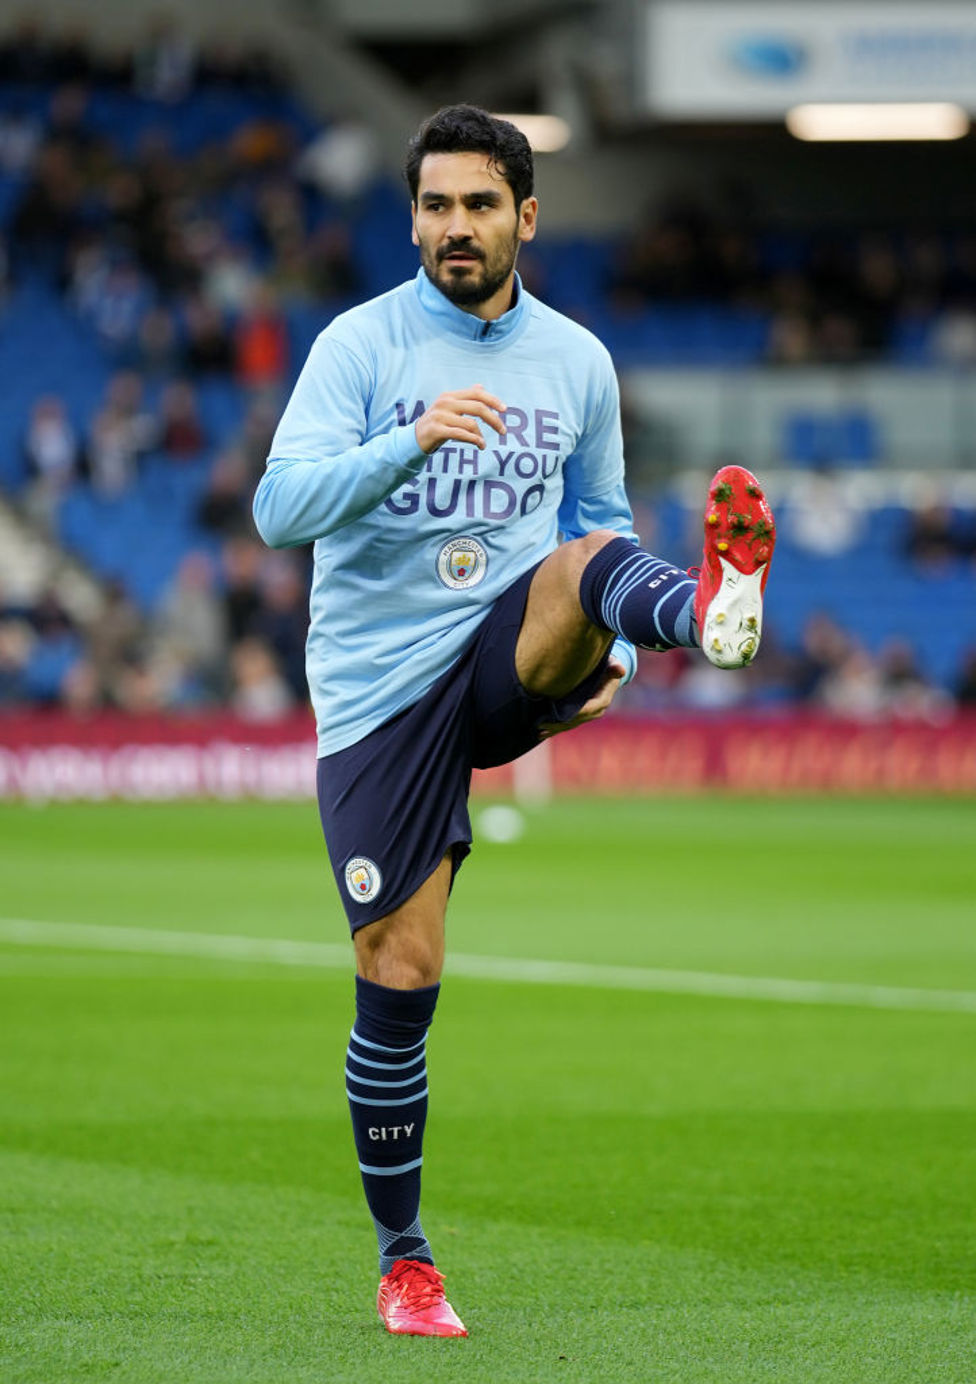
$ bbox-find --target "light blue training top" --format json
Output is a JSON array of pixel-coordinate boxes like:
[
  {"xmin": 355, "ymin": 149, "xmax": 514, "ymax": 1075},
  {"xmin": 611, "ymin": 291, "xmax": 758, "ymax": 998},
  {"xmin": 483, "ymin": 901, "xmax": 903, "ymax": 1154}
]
[{"xmin": 253, "ymin": 268, "xmax": 638, "ymax": 756}]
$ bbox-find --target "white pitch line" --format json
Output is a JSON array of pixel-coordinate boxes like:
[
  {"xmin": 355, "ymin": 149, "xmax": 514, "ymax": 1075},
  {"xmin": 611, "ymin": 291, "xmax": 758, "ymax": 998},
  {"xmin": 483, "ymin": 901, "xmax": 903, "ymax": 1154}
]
[
  {"xmin": 0, "ymin": 918, "xmax": 351, "ymax": 968},
  {"xmin": 0, "ymin": 917, "xmax": 974, "ymax": 1015},
  {"xmin": 446, "ymin": 954, "xmax": 976, "ymax": 1014}
]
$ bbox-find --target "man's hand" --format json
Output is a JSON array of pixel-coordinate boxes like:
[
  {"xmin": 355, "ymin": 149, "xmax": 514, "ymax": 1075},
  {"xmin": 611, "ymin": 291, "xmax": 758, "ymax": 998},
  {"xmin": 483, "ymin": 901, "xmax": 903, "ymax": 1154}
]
[
  {"xmin": 415, "ymin": 385, "xmax": 507, "ymax": 455},
  {"xmin": 537, "ymin": 657, "xmax": 626, "ymax": 739}
]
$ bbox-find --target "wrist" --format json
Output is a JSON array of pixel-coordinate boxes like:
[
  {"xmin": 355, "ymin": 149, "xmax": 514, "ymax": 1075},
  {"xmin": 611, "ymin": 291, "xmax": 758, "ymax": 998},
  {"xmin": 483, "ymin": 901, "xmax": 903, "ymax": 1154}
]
[{"xmin": 394, "ymin": 422, "xmax": 428, "ymax": 469}]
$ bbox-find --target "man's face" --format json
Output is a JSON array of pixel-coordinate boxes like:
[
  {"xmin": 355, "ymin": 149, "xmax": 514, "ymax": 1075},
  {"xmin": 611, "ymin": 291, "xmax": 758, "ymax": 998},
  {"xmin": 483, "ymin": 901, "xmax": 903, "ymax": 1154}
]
[{"xmin": 412, "ymin": 151, "xmax": 537, "ymax": 312}]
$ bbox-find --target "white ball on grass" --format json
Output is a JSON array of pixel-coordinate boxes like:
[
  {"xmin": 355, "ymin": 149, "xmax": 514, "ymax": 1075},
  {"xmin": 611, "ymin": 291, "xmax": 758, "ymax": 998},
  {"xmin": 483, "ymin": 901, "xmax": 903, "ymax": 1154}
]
[{"xmin": 477, "ymin": 804, "xmax": 526, "ymax": 844}]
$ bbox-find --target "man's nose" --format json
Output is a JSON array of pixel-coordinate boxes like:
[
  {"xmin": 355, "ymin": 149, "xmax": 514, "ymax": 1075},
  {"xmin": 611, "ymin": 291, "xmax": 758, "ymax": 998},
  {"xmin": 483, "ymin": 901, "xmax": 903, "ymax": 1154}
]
[{"xmin": 445, "ymin": 205, "xmax": 474, "ymax": 238}]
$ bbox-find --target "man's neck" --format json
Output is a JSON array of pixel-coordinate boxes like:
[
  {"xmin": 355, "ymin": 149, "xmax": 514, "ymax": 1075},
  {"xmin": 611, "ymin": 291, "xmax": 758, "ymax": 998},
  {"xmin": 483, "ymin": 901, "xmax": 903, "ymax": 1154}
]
[{"xmin": 462, "ymin": 276, "xmax": 517, "ymax": 322}]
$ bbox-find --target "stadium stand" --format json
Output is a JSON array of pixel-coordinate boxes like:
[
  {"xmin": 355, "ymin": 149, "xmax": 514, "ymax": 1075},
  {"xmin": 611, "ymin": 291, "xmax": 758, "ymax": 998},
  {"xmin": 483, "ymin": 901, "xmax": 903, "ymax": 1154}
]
[{"xmin": 0, "ymin": 21, "xmax": 973, "ymax": 719}]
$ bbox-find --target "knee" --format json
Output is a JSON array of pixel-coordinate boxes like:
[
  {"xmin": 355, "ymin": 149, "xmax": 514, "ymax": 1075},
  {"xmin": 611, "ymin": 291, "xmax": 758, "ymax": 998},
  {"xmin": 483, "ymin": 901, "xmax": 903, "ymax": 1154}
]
[
  {"xmin": 354, "ymin": 922, "xmax": 441, "ymax": 990},
  {"xmin": 366, "ymin": 955, "xmax": 440, "ymax": 990},
  {"xmin": 556, "ymin": 528, "xmax": 621, "ymax": 586},
  {"xmin": 571, "ymin": 529, "xmax": 620, "ymax": 564}
]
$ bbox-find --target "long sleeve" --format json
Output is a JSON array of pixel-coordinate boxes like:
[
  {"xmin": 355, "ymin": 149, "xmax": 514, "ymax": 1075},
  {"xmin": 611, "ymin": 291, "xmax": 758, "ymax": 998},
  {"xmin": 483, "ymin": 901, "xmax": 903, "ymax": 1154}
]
[
  {"xmin": 557, "ymin": 346, "xmax": 637, "ymax": 545},
  {"xmin": 556, "ymin": 349, "xmax": 639, "ymax": 682},
  {"xmin": 252, "ymin": 334, "xmax": 429, "ymax": 549}
]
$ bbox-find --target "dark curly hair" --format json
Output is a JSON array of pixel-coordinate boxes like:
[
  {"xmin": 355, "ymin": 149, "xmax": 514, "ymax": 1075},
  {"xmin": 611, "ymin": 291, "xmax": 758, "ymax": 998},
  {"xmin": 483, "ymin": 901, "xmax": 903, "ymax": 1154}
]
[{"xmin": 404, "ymin": 105, "xmax": 534, "ymax": 210}]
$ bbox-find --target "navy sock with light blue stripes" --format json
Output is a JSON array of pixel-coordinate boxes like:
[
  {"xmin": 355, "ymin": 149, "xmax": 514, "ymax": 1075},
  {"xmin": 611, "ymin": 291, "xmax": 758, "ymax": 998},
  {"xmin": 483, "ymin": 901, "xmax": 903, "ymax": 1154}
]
[
  {"xmin": 579, "ymin": 536, "xmax": 699, "ymax": 650},
  {"xmin": 346, "ymin": 975, "xmax": 439, "ymax": 1273}
]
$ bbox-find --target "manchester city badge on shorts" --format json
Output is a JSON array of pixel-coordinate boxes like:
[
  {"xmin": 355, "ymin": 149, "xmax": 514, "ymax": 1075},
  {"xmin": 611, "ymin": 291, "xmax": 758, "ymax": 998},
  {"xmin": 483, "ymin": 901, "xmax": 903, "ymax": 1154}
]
[
  {"xmin": 345, "ymin": 856, "xmax": 382, "ymax": 904},
  {"xmin": 436, "ymin": 535, "xmax": 488, "ymax": 590}
]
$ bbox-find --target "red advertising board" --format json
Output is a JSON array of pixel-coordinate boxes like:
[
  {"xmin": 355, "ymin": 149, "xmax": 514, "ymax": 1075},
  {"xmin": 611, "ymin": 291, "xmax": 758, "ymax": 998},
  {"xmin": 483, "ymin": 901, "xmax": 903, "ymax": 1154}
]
[
  {"xmin": 0, "ymin": 711, "xmax": 317, "ymax": 801},
  {"xmin": 1, "ymin": 710, "xmax": 975, "ymax": 799},
  {"xmin": 479, "ymin": 714, "xmax": 976, "ymax": 795}
]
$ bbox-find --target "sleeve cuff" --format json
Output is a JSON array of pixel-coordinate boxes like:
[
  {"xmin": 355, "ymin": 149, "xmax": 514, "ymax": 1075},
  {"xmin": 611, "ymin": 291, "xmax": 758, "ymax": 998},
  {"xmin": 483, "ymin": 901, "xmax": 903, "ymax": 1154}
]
[
  {"xmin": 610, "ymin": 637, "xmax": 637, "ymax": 685},
  {"xmin": 391, "ymin": 423, "xmax": 429, "ymax": 472}
]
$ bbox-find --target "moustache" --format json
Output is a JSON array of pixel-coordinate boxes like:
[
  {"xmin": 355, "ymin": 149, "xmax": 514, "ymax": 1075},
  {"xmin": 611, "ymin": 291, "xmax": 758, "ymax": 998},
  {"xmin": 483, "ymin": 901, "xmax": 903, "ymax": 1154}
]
[{"xmin": 438, "ymin": 242, "xmax": 485, "ymax": 263}]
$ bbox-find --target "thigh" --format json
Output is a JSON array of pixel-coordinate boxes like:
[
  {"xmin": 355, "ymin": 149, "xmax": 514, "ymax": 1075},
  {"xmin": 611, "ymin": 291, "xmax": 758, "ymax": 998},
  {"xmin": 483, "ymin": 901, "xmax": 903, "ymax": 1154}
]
[
  {"xmin": 468, "ymin": 558, "xmax": 612, "ymax": 770},
  {"xmin": 317, "ymin": 673, "xmax": 474, "ymax": 935},
  {"xmin": 353, "ymin": 853, "xmax": 452, "ymax": 989},
  {"xmin": 514, "ymin": 531, "xmax": 617, "ymax": 698}
]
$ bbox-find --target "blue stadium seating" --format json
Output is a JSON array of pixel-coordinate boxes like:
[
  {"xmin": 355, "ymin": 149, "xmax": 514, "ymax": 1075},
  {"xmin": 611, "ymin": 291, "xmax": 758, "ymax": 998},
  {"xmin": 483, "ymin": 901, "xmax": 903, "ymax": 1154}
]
[{"xmin": 781, "ymin": 410, "xmax": 881, "ymax": 467}]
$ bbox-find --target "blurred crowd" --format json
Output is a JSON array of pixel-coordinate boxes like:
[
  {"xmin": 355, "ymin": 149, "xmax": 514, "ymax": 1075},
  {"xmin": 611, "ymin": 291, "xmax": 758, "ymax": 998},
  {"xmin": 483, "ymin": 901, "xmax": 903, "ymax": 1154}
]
[
  {"xmin": 22, "ymin": 370, "xmax": 278, "ymax": 516},
  {"xmin": 0, "ymin": 21, "xmax": 362, "ymax": 317},
  {"xmin": 5, "ymin": 358, "xmax": 307, "ymax": 716},
  {"xmin": 621, "ymin": 614, "xmax": 976, "ymax": 722},
  {"xmin": 4, "ymin": 496, "xmax": 976, "ymax": 719},
  {"xmin": 0, "ymin": 17, "xmax": 284, "ymax": 95},
  {"xmin": 610, "ymin": 194, "xmax": 976, "ymax": 365},
  {"xmin": 1, "ymin": 21, "xmax": 974, "ymax": 723},
  {"xmin": 0, "ymin": 536, "xmax": 310, "ymax": 719},
  {"xmin": 0, "ymin": 20, "xmax": 364, "ymax": 721}
]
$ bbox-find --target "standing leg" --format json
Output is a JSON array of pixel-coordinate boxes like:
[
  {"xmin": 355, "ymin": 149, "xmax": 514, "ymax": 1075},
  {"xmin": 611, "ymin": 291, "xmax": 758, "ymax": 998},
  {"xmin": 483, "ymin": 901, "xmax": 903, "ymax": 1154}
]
[{"xmin": 345, "ymin": 855, "xmax": 467, "ymax": 1337}]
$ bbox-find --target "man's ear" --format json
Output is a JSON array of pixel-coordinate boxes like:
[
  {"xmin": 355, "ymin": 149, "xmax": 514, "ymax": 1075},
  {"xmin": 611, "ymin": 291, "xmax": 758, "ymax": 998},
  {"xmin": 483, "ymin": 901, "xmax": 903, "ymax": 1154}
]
[{"xmin": 518, "ymin": 196, "xmax": 538, "ymax": 245}]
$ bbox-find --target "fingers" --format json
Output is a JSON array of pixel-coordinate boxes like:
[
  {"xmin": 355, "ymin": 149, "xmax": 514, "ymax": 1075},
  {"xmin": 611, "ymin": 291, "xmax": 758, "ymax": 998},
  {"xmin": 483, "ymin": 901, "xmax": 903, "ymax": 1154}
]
[
  {"xmin": 538, "ymin": 695, "xmax": 606, "ymax": 738},
  {"xmin": 455, "ymin": 384, "xmax": 506, "ymax": 426},
  {"xmin": 415, "ymin": 385, "xmax": 507, "ymax": 454},
  {"xmin": 537, "ymin": 663, "xmax": 626, "ymax": 739},
  {"xmin": 441, "ymin": 389, "xmax": 506, "ymax": 444},
  {"xmin": 584, "ymin": 664, "xmax": 625, "ymax": 711}
]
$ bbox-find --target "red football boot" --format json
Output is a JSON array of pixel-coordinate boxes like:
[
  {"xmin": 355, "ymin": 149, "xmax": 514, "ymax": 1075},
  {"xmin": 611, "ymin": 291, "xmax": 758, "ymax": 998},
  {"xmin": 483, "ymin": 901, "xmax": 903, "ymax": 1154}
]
[
  {"xmin": 693, "ymin": 464, "xmax": 776, "ymax": 669},
  {"xmin": 376, "ymin": 1259, "xmax": 467, "ymax": 1338}
]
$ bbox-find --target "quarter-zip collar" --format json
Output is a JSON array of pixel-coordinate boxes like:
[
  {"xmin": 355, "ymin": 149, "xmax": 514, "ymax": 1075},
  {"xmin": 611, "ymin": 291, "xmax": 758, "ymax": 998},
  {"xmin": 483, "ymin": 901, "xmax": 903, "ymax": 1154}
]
[{"xmin": 413, "ymin": 267, "xmax": 529, "ymax": 344}]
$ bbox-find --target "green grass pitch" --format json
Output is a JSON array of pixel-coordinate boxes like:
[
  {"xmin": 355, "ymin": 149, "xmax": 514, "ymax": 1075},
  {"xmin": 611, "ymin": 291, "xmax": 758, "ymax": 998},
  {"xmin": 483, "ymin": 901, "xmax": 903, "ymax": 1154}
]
[{"xmin": 1, "ymin": 795, "xmax": 974, "ymax": 1383}]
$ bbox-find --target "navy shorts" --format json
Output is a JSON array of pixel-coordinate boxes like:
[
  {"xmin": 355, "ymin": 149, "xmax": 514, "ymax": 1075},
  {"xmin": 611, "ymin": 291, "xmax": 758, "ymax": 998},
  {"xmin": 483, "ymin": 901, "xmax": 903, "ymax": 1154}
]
[{"xmin": 317, "ymin": 560, "xmax": 608, "ymax": 932}]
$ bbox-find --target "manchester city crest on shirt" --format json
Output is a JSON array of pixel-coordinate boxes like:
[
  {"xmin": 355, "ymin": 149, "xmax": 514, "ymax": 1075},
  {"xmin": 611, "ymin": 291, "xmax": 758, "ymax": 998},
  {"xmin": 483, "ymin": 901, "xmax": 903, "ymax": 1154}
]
[
  {"xmin": 345, "ymin": 856, "xmax": 382, "ymax": 904},
  {"xmin": 436, "ymin": 535, "xmax": 488, "ymax": 590}
]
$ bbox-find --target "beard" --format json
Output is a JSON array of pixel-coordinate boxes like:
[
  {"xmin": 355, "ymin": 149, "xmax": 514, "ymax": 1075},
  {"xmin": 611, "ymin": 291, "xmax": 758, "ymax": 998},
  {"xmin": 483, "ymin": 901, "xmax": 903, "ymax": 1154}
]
[{"xmin": 420, "ymin": 232, "xmax": 520, "ymax": 307}]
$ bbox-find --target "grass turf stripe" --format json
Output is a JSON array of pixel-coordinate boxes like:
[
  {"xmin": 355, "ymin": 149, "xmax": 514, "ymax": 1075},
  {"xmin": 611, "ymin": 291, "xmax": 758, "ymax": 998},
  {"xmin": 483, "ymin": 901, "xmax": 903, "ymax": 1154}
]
[{"xmin": 2, "ymin": 916, "xmax": 975, "ymax": 1015}]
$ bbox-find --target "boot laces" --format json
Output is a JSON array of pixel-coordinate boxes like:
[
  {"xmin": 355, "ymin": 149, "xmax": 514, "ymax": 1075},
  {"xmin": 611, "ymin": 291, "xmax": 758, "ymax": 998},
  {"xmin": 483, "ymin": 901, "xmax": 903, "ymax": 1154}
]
[{"xmin": 389, "ymin": 1259, "xmax": 446, "ymax": 1311}]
